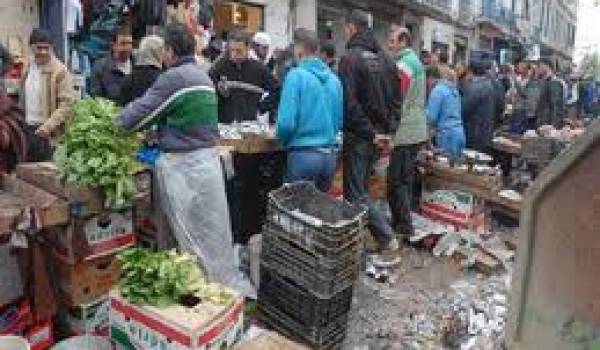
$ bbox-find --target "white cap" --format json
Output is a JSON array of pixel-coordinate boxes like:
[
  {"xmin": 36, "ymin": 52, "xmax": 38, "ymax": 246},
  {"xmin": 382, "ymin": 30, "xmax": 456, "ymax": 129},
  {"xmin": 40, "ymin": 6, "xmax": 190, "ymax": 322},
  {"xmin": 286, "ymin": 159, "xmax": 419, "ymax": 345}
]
[{"xmin": 253, "ymin": 32, "xmax": 271, "ymax": 47}]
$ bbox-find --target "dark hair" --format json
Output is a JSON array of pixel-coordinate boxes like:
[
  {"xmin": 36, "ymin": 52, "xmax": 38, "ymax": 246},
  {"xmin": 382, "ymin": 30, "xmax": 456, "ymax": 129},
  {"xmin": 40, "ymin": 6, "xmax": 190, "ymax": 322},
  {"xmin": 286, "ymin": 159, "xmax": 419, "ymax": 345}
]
[
  {"xmin": 111, "ymin": 26, "xmax": 132, "ymax": 43},
  {"xmin": 229, "ymin": 28, "xmax": 251, "ymax": 45},
  {"xmin": 321, "ymin": 43, "xmax": 335, "ymax": 58},
  {"xmin": 29, "ymin": 29, "xmax": 52, "ymax": 46},
  {"xmin": 469, "ymin": 60, "xmax": 488, "ymax": 76},
  {"xmin": 439, "ymin": 51, "xmax": 449, "ymax": 64},
  {"xmin": 293, "ymin": 28, "xmax": 319, "ymax": 53},
  {"xmin": 394, "ymin": 28, "xmax": 412, "ymax": 46},
  {"xmin": 162, "ymin": 23, "xmax": 196, "ymax": 57},
  {"xmin": 348, "ymin": 9, "xmax": 370, "ymax": 32},
  {"xmin": 540, "ymin": 57, "xmax": 554, "ymax": 70}
]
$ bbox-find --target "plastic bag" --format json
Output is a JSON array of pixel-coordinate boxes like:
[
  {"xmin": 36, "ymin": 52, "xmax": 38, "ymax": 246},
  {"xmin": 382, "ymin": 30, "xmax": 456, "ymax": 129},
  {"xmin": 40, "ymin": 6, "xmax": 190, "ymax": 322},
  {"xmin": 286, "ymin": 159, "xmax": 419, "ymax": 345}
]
[{"xmin": 155, "ymin": 147, "xmax": 255, "ymax": 297}]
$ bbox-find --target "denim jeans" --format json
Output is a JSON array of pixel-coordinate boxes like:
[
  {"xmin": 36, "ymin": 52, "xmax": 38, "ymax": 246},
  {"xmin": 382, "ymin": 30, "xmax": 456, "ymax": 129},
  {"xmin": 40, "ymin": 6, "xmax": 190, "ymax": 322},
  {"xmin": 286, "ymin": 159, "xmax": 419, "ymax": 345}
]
[
  {"xmin": 387, "ymin": 144, "xmax": 420, "ymax": 236},
  {"xmin": 435, "ymin": 128, "xmax": 465, "ymax": 162},
  {"xmin": 343, "ymin": 136, "xmax": 394, "ymax": 246},
  {"xmin": 285, "ymin": 148, "xmax": 338, "ymax": 192}
]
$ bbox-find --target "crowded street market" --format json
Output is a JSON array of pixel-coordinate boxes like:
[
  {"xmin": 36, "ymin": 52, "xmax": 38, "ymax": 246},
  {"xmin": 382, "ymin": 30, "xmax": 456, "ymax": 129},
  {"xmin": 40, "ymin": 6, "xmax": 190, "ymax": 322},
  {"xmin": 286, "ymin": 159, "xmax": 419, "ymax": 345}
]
[{"xmin": 0, "ymin": 0, "xmax": 599, "ymax": 349}]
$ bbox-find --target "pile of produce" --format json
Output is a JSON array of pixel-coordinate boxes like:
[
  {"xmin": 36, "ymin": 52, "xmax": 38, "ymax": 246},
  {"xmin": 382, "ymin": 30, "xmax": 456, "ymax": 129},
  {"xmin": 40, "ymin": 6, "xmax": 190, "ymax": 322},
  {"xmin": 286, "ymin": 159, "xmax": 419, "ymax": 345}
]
[
  {"xmin": 54, "ymin": 98, "xmax": 140, "ymax": 208},
  {"xmin": 118, "ymin": 248, "xmax": 236, "ymax": 307}
]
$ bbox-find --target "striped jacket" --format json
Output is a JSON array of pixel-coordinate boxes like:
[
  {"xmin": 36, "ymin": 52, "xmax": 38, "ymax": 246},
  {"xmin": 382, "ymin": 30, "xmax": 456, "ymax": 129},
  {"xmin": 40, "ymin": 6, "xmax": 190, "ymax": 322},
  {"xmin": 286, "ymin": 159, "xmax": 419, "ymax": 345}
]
[
  {"xmin": 393, "ymin": 48, "xmax": 428, "ymax": 146},
  {"xmin": 119, "ymin": 56, "xmax": 218, "ymax": 152}
]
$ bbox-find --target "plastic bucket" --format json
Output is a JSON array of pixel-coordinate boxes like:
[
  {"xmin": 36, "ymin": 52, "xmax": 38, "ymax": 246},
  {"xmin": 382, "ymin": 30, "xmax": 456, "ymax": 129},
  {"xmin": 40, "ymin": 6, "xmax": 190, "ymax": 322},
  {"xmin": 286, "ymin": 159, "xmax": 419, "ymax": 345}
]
[
  {"xmin": 0, "ymin": 336, "xmax": 30, "ymax": 350},
  {"xmin": 50, "ymin": 336, "xmax": 112, "ymax": 350}
]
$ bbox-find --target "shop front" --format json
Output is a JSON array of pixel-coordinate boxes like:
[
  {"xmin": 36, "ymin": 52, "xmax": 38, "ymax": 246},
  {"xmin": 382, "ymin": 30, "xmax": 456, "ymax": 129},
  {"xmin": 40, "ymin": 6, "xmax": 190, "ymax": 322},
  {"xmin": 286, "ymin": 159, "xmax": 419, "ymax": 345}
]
[{"xmin": 213, "ymin": 0, "xmax": 316, "ymax": 51}]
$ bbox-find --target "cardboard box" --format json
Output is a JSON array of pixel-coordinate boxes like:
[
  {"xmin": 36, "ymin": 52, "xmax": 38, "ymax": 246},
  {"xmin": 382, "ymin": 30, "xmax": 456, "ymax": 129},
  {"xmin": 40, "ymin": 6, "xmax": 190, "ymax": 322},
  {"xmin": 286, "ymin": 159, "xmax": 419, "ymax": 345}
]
[
  {"xmin": 15, "ymin": 163, "xmax": 151, "ymax": 217},
  {"xmin": 52, "ymin": 253, "xmax": 121, "ymax": 307},
  {"xmin": 421, "ymin": 189, "xmax": 487, "ymax": 235},
  {"xmin": 48, "ymin": 210, "xmax": 136, "ymax": 264},
  {"xmin": 59, "ymin": 296, "xmax": 109, "ymax": 336},
  {"xmin": 110, "ymin": 292, "xmax": 245, "ymax": 350},
  {"xmin": 0, "ymin": 299, "xmax": 33, "ymax": 335},
  {"xmin": 16, "ymin": 162, "xmax": 104, "ymax": 216},
  {"xmin": 26, "ymin": 320, "xmax": 53, "ymax": 350},
  {"xmin": 0, "ymin": 174, "xmax": 69, "ymax": 236}
]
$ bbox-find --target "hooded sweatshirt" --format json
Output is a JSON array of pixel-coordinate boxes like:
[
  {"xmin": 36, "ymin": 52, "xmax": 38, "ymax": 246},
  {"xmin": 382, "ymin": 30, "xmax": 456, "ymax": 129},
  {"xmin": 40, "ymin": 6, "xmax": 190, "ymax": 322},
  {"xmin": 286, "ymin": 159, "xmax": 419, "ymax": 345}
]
[{"xmin": 276, "ymin": 57, "xmax": 343, "ymax": 148}]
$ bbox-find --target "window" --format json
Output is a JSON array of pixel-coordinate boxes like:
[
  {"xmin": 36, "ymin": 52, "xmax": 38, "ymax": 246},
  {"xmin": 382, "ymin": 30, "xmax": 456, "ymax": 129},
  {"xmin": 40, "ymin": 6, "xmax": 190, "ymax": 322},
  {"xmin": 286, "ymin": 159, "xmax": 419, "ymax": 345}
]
[{"xmin": 213, "ymin": 1, "xmax": 264, "ymax": 36}]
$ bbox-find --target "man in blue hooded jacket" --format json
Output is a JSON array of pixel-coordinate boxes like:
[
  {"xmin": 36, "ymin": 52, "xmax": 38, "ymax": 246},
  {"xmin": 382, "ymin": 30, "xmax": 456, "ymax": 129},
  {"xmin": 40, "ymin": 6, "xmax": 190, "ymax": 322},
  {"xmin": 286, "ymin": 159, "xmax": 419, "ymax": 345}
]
[{"xmin": 276, "ymin": 28, "xmax": 343, "ymax": 192}]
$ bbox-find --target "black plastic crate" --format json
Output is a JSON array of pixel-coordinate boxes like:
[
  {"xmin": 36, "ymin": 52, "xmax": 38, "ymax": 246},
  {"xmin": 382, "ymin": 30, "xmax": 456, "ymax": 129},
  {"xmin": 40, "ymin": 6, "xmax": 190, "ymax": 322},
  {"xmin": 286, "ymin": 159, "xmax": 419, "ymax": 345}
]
[
  {"xmin": 268, "ymin": 182, "xmax": 367, "ymax": 247},
  {"xmin": 259, "ymin": 302, "xmax": 348, "ymax": 350},
  {"xmin": 260, "ymin": 236, "xmax": 360, "ymax": 298},
  {"xmin": 258, "ymin": 266, "xmax": 354, "ymax": 328},
  {"xmin": 262, "ymin": 222, "xmax": 363, "ymax": 266}
]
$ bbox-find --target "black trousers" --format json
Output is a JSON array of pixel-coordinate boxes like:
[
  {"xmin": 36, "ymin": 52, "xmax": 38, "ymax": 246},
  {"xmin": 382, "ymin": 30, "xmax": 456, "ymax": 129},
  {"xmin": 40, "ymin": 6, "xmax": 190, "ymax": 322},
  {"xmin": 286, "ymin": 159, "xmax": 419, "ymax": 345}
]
[
  {"xmin": 25, "ymin": 125, "xmax": 53, "ymax": 162},
  {"xmin": 387, "ymin": 144, "xmax": 420, "ymax": 236}
]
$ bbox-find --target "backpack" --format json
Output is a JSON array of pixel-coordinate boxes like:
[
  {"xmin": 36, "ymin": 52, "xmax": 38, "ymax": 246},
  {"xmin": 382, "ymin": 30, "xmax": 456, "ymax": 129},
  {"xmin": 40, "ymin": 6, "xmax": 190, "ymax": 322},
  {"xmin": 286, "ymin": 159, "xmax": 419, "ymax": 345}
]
[{"xmin": 360, "ymin": 50, "xmax": 402, "ymax": 134}]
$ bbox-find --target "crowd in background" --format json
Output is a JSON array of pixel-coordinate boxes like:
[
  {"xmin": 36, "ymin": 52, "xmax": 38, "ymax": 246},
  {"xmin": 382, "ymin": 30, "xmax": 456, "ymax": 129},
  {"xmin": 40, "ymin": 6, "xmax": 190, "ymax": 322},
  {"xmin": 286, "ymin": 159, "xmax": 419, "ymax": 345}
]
[{"xmin": 1, "ymin": 9, "xmax": 599, "ymax": 265}]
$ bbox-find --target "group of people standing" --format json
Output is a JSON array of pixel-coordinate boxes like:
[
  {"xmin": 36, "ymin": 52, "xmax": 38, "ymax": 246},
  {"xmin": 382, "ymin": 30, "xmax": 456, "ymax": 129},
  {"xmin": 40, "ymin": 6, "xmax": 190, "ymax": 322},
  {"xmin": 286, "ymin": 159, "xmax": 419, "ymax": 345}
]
[{"xmin": 2, "ymin": 8, "xmax": 578, "ymax": 294}]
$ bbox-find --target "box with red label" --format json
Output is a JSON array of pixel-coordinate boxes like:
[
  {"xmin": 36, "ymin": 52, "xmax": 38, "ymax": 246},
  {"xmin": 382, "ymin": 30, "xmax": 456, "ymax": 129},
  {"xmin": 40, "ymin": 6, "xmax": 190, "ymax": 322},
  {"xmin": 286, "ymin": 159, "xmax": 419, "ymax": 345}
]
[
  {"xmin": 110, "ymin": 291, "xmax": 244, "ymax": 350},
  {"xmin": 52, "ymin": 253, "xmax": 121, "ymax": 307},
  {"xmin": 0, "ymin": 299, "xmax": 33, "ymax": 335},
  {"xmin": 26, "ymin": 320, "xmax": 53, "ymax": 350},
  {"xmin": 47, "ymin": 209, "xmax": 136, "ymax": 264},
  {"xmin": 420, "ymin": 189, "xmax": 487, "ymax": 235},
  {"xmin": 58, "ymin": 296, "xmax": 109, "ymax": 337}
]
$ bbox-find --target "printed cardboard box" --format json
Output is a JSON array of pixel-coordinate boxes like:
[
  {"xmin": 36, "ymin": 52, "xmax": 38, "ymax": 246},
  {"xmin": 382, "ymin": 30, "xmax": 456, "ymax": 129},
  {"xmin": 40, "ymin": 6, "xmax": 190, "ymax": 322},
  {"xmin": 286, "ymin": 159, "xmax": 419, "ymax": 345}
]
[
  {"xmin": 26, "ymin": 320, "xmax": 53, "ymax": 350},
  {"xmin": 52, "ymin": 253, "xmax": 121, "ymax": 307},
  {"xmin": 47, "ymin": 210, "xmax": 136, "ymax": 264},
  {"xmin": 58, "ymin": 296, "xmax": 109, "ymax": 336},
  {"xmin": 421, "ymin": 189, "xmax": 487, "ymax": 235},
  {"xmin": 110, "ymin": 291, "xmax": 244, "ymax": 350}
]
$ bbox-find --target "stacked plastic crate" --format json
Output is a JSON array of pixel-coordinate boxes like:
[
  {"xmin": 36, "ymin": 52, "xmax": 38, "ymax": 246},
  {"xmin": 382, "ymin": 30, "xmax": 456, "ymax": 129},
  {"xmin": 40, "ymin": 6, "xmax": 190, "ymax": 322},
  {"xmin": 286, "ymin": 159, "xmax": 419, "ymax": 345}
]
[{"xmin": 258, "ymin": 182, "xmax": 366, "ymax": 349}]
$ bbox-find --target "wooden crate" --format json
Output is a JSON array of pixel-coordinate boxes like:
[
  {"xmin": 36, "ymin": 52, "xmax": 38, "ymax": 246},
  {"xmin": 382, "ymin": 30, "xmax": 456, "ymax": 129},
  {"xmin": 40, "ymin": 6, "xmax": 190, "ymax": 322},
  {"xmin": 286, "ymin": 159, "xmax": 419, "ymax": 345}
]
[{"xmin": 0, "ymin": 174, "xmax": 69, "ymax": 236}]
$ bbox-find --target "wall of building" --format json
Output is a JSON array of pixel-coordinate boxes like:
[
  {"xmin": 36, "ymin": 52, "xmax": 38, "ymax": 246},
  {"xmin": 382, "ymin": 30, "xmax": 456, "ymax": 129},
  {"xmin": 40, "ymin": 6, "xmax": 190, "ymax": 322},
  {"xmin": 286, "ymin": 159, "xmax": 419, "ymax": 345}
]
[
  {"xmin": 0, "ymin": 0, "xmax": 39, "ymax": 59},
  {"xmin": 227, "ymin": 0, "xmax": 317, "ymax": 51}
]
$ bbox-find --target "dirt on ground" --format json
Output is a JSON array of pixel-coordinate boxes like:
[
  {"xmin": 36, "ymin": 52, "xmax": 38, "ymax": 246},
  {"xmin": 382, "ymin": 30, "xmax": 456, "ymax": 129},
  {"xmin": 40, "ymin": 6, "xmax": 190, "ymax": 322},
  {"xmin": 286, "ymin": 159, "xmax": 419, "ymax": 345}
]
[{"xmin": 343, "ymin": 235, "xmax": 514, "ymax": 350}]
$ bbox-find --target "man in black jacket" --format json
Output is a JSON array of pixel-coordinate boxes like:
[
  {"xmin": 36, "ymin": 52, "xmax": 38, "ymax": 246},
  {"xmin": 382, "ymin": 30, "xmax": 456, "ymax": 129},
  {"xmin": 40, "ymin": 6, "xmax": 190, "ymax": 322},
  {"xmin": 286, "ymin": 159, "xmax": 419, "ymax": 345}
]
[
  {"xmin": 339, "ymin": 10, "xmax": 399, "ymax": 251},
  {"xmin": 461, "ymin": 60, "xmax": 496, "ymax": 153},
  {"xmin": 536, "ymin": 57, "xmax": 564, "ymax": 127},
  {"xmin": 209, "ymin": 30, "xmax": 277, "ymax": 123},
  {"xmin": 90, "ymin": 27, "xmax": 133, "ymax": 105}
]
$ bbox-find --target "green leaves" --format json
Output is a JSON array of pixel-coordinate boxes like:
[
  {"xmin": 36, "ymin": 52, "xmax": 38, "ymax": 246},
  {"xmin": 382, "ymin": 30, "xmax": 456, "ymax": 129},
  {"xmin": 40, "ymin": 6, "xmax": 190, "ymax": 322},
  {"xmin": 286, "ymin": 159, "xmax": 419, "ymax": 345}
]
[
  {"xmin": 117, "ymin": 248, "xmax": 236, "ymax": 307},
  {"xmin": 54, "ymin": 98, "xmax": 140, "ymax": 209}
]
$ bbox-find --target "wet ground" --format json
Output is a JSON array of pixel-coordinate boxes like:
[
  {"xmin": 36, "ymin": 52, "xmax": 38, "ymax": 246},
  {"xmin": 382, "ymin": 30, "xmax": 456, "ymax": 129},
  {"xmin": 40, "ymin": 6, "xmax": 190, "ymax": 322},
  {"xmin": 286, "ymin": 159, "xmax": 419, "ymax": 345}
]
[{"xmin": 343, "ymin": 225, "xmax": 516, "ymax": 350}]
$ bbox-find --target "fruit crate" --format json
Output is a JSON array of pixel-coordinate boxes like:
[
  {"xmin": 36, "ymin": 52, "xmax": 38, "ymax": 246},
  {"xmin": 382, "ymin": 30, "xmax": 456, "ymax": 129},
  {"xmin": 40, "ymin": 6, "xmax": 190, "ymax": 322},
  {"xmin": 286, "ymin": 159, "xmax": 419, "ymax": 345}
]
[
  {"xmin": 260, "ymin": 234, "xmax": 360, "ymax": 298},
  {"xmin": 259, "ymin": 302, "xmax": 348, "ymax": 350},
  {"xmin": 258, "ymin": 265, "xmax": 354, "ymax": 328},
  {"xmin": 267, "ymin": 182, "xmax": 366, "ymax": 250}
]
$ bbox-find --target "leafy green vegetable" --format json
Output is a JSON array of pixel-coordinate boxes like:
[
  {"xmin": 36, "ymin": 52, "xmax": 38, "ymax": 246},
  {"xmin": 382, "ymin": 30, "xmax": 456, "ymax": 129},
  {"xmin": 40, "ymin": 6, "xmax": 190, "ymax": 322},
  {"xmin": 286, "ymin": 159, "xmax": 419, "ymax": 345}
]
[
  {"xmin": 117, "ymin": 248, "xmax": 235, "ymax": 307},
  {"xmin": 54, "ymin": 98, "xmax": 140, "ymax": 209}
]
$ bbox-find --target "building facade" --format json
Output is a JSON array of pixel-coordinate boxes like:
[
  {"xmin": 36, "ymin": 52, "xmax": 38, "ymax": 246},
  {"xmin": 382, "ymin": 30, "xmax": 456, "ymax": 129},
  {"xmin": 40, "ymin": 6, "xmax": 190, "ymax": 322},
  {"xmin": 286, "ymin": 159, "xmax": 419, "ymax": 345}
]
[{"xmin": 526, "ymin": 0, "xmax": 578, "ymax": 69}]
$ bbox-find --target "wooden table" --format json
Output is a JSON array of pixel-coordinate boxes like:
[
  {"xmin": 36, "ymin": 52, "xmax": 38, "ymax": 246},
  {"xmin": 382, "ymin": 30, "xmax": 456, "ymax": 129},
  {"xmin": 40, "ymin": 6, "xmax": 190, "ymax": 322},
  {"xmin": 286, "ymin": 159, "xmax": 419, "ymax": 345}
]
[
  {"xmin": 419, "ymin": 161, "xmax": 504, "ymax": 197},
  {"xmin": 493, "ymin": 139, "xmax": 522, "ymax": 156},
  {"xmin": 218, "ymin": 135, "xmax": 281, "ymax": 154},
  {"xmin": 419, "ymin": 160, "xmax": 522, "ymax": 218}
]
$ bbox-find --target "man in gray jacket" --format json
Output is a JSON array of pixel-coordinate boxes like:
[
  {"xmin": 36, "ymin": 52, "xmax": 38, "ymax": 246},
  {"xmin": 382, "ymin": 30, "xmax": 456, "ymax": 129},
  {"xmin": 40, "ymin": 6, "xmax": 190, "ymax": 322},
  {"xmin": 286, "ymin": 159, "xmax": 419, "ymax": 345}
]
[{"xmin": 118, "ymin": 23, "xmax": 253, "ymax": 297}]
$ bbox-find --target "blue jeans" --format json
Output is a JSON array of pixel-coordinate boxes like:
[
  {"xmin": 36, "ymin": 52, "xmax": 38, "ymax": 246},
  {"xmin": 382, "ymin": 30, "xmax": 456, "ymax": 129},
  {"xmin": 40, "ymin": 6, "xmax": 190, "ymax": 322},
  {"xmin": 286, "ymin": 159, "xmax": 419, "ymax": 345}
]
[
  {"xmin": 435, "ymin": 128, "xmax": 466, "ymax": 161},
  {"xmin": 343, "ymin": 136, "xmax": 394, "ymax": 246},
  {"xmin": 285, "ymin": 148, "xmax": 338, "ymax": 192}
]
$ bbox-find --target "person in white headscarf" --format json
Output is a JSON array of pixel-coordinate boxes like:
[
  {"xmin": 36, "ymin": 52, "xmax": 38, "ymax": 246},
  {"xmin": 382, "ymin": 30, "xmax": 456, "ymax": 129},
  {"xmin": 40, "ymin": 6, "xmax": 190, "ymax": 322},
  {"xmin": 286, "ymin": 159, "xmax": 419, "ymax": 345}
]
[
  {"xmin": 120, "ymin": 35, "xmax": 164, "ymax": 105},
  {"xmin": 249, "ymin": 32, "xmax": 272, "ymax": 65}
]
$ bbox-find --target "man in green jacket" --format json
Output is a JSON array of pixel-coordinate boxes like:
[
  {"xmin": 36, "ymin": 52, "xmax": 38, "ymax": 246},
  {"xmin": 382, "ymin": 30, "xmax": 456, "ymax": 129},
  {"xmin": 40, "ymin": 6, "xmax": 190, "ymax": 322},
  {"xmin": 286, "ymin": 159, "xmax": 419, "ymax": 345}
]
[{"xmin": 386, "ymin": 27, "xmax": 428, "ymax": 237}]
